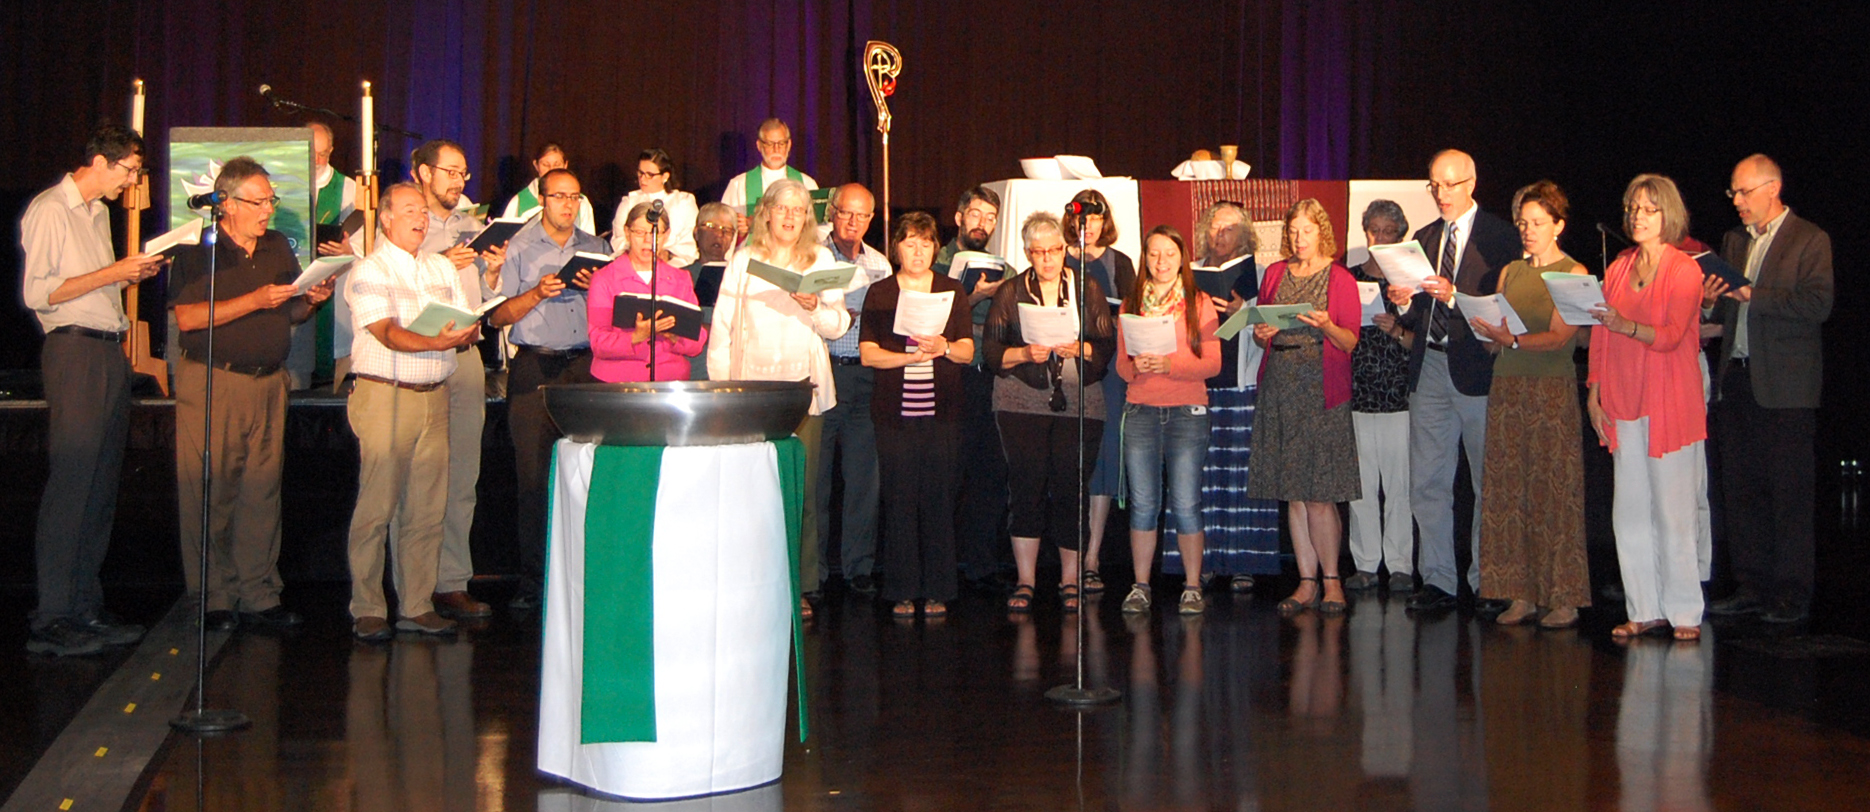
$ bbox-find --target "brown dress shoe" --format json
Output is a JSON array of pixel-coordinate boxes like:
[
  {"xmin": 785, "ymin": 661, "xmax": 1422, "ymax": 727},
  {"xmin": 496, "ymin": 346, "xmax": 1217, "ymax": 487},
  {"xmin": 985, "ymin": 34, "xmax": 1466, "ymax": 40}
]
[
  {"xmin": 432, "ymin": 591, "xmax": 492, "ymax": 619},
  {"xmin": 396, "ymin": 612, "xmax": 458, "ymax": 635},
  {"xmin": 353, "ymin": 616, "xmax": 393, "ymax": 642}
]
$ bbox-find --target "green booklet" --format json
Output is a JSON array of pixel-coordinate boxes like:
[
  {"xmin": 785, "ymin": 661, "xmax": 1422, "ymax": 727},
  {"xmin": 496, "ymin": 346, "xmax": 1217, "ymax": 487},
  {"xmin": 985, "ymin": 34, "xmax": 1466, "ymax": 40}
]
[
  {"xmin": 1215, "ymin": 303, "xmax": 1312, "ymax": 340},
  {"xmin": 747, "ymin": 257, "xmax": 858, "ymax": 296},
  {"xmin": 406, "ymin": 296, "xmax": 508, "ymax": 337}
]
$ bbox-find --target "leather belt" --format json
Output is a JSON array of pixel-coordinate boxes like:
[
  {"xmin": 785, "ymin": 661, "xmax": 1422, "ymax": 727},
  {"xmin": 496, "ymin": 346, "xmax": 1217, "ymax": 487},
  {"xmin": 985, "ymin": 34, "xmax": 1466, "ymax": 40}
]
[
  {"xmin": 1730, "ymin": 356, "xmax": 1750, "ymax": 368},
  {"xmin": 1426, "ymin": 343, "xmax": 1447, "ymax": 353},
  {"xmin": 49, "ymin": 325, "xmax": 125, "ymax": 342},
  {"xmin": 1269, "ymin": 343, "xmax": 1319, "ymax": 353},
  {"xmin": 831, "ymin": 355, "xmax": 864, "ymax": 366},
  {"xmin": 515, "ymin": 344, "xmax": 591, "ymax": 358},
  {"xmin": 182, "ymin": 352, "xmax": 282, "ymax": 378},
  {"xmin": 354, "ymin": 373, "xmax": 444, "ymax": 393}
]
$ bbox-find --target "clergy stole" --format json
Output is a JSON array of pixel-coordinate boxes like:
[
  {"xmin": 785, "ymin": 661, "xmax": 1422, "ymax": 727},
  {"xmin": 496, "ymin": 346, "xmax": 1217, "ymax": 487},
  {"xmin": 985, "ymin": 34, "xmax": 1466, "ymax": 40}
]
[
  {"xmin": 577, "ymin": 438, "xmax": 809, "ymax": 744},
  {"xmin": 742, "ymin": 165, "xmax": 805, "ymax": 216},
  {"xmin": 514, "ymin": 182, "xmax": 540, "ymax": 217},
  {"xmin": 312, "ymin": 169, "xmax": 350, "ymax": 380}
]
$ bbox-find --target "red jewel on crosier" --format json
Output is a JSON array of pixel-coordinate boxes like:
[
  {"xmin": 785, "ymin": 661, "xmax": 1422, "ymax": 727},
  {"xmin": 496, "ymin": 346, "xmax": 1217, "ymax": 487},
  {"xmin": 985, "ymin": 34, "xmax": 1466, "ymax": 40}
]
[{"xmin": 881, "ymin": 78, "xmax": 896, "ymax": 97}]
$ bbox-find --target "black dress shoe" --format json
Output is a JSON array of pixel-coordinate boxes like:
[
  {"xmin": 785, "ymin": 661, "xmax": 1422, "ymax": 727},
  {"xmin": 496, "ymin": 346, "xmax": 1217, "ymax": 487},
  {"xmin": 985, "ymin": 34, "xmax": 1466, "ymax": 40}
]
[
  {"xmin": 1406, "ymin": 585, "xmax": 1457, "ymax": 612},
  {"xmin": 1761, "ymin": 603, "xmax": 1811, "ymax": 624},
  {"xmin": 240, "ymin": 606, "xmax": 304, "ymax": 629},
  {"xmin": 26, "ymin": 619, "xmax": 105, "ymax": 656},
  {"xmin": 203, "ymin": 610, "xmax": 240, "ymax": 631},
  {"xmin": 1709, "ymin": 591, "xmax": 1764, "ymax": 616},
  {"xmin": 1473, "ymin": 597, "xmax": 1511, "ymax": 617}
]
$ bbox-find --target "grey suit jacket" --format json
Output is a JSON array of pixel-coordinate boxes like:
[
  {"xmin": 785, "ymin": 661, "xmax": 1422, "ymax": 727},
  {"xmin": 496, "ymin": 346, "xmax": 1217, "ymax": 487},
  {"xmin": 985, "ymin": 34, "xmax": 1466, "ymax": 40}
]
[{"xmin": 1715, "ymin": 210, "xmax": 1833, "ymax": 408}]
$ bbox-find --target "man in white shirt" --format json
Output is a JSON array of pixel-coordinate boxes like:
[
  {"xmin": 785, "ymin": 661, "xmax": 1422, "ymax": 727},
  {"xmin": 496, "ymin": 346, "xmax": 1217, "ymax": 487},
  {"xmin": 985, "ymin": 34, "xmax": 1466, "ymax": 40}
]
[
  {"xmin": 720, "ymin": 118, "xmax": 818, "ymax": 235},
  {"xmin": 817, "ymin": 184, "xmax": 891, "ymax": 595},
  {"xmin": 18, "ymin": 125, "xmax": 164, "ymax": 656},
  {"xmin": 410, "ymin": 139, "xmax": 506, "ymax": 620},
  {"xmin": 344, "ymin": 183, "xmax": 482, "ymax": 641}
]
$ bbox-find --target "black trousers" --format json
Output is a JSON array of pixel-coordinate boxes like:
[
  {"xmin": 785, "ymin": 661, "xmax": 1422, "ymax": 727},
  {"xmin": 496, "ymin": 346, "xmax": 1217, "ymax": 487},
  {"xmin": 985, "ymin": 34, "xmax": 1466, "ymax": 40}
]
[
  {"xmin": 877, "ymin": 418, "xmax": 961, "ymax": 602},
  {"xmin": 1715, "ymin": 364, "xmax": 1817, "ymax": 609},
  {"xmin": 508, "ymin": 348, "xmax": 594, "ymax": 583},
  {"xmin": 997, "ymin": 410, "xmax": 1104, "ymax": 549},
  {"xmin": 955, "ymin": 363, "xmax": 1012, "ymax": 578},
  {"xmin": 35, "ymin": 331, "xmax": 131, "ymax": 629}
]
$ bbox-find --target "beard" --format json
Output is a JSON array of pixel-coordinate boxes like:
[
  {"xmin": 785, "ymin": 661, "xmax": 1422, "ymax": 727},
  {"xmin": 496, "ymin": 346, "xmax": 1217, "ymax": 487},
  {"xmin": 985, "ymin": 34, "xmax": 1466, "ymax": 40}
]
[{"xmin": 959, "ymin": 228, "xmax": 990, "ymax": 251}]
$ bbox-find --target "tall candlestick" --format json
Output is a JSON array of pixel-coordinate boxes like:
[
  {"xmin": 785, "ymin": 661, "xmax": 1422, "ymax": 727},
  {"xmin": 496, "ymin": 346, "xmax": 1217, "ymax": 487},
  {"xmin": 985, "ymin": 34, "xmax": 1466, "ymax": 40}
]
[
  {"xmin": 131, "ymin": 79, "xmax": 145, "ymax": 135},
  {"xmin": 360, "ymin": 81, "xmax": 375, "ymax": 175}
]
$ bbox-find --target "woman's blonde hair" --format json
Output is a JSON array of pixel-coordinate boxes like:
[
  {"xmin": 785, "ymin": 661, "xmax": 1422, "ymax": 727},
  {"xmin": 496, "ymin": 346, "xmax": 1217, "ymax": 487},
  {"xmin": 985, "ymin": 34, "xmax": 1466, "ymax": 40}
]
[
  {"xmin": 1622, "ymin": 173, "xmax": 1689, "ymax": 246},
  {"xmin": 1280, "ymin": 198, "xmax": 1337, "ymax": 260},
  {"xmin": 747, "ymin": 178, "xmax": 821, "ymax": 271}
]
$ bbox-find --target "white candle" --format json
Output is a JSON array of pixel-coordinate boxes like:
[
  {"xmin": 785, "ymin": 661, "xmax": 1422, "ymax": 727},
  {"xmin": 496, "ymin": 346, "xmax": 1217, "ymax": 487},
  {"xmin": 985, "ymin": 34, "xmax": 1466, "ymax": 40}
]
[
  {"xmin": 360, "ymin": 80, "xmax": 375, "ymax": 175},
  {"xmin": 131, "ymin": 79, "xmax": 145, "ymax": 136}
]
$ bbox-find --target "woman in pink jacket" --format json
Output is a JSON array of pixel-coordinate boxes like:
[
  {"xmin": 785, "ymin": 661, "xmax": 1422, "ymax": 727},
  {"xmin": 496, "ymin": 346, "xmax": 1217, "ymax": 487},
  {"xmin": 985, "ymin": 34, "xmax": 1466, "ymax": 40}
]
[{"xmin": 587, "ymin": 202, "xmax": 707, "ymax": 381}]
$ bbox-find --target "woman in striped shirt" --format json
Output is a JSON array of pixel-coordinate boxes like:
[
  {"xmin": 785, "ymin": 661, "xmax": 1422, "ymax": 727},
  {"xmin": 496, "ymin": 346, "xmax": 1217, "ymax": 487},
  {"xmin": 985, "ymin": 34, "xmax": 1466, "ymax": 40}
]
[{"xmin": 860, "ymin": 212, "xmax": 976, "ymax": 619}]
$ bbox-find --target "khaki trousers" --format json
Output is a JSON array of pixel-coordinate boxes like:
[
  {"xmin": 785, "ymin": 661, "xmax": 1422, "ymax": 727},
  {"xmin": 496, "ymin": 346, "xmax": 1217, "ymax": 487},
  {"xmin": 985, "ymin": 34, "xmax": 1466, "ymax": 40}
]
[
  {"xmin": 346, "ymin": 379, "xmax": 450, "ymax": 620},
  {"xmin": 437, "ymin": 354, "xmax": 484, "ymax": 592},
  {"xmin": 174, "ymin": 357, "xmax": 289, "ymax": 612}
]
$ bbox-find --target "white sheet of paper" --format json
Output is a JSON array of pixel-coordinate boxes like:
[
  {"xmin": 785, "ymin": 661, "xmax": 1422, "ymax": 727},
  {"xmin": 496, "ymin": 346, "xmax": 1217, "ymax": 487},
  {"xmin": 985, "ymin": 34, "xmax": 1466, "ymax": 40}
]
[
  {"xmin": 1017, "ymin": 302, "xmax": 1081, "ymax": 347},
  {"xmin": 892, "ymin": 289, "xmax": 955, "ymax": 337},
  {"xmin": 1357, "ymin": 281, "xmax": 1385, "ymax": 327},
  {"xmin": 1453, "ymin": 292, "xmax": 1530, "ymax": 340},
  {"xmin": 1543, "ymin": 272, "xmax": 1607, "ymax": 327},
  {"xmin": 144, "ymin": 218, "xmax": 203, "ymax": 255},
  {"xmin": 1119, "ymin": 314, "xmax": 1177, "ymax": 356},
  {"xmin": 292, "ymin": 256, "xmax": 352, "ymax": 293},
  {"xmin": 1367, "ymin": 240, "xmax": 1436, "ymax": 291}
]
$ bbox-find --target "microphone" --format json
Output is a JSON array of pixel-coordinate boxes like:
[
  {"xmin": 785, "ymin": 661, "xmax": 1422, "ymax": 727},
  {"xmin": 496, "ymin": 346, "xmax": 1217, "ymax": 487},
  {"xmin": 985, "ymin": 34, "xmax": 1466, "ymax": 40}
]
[
  {"xmin": 186, "ymin": 190, "xmax": 227, "ymax": 209},
  {"xmin": 1063, "ymin": 199, "xmax": 1106, "ymax": 216},
  {"xmin": 646, "ymin": 199, "xmax": 666, "ymax": 224},
  {"xmin": 259, "ymin": 84, "xmax": 278, "ymax": 104}
]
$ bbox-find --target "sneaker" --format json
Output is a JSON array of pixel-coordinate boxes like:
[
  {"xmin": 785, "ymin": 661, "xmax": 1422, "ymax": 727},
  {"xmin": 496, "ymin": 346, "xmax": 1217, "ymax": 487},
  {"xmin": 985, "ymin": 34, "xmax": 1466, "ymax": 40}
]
[
  {"xmin": 26, "ymin": 619, "xmax": 105, "ymax": 656},
  {"xmin": 1343, "ymin": 571, "xmax": 1381, "ymax": 591},
  {"xmin": 1120, "ymin": 583, "xmax": 1152, "ymax": 614},
  {"xmin": 353, "ymin": 616, "xmax": 392, "ymax": 642},
  {"xmin": 395, "ymin": 612, "xmax": 458, "ymax": 636},
  {"xmin": 79, "ymin": 612, "xmax": 146, "ymax": 646},
  {"xmin": 1178, "ymin": 587, "xmax": 1207, "ymax": 615}
]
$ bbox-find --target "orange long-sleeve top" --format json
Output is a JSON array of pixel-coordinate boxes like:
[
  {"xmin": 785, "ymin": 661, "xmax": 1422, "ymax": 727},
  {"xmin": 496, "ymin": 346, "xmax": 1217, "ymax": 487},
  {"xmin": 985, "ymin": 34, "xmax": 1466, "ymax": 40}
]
[{"xmin": 1586, "ymin": 244, "xmax": 1707, "ymax": 457}]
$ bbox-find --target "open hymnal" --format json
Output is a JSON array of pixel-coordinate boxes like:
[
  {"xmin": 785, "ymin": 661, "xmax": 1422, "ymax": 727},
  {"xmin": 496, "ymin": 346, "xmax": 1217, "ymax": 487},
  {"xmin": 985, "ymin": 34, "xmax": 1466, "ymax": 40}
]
[
  {"xmin": 1357, "ymin": 281, "xmax": 1385, "ymax": 327},
  {"xmin": 1367, "ymin": 241, "xmax": 1437, "ymax": 292},
  {"xmin": 1215, "ymin": 303, "xmax": 1312, "ymax": 340},
  {"xmin": 463, "ymin": 218, "xmax": 528, "ymax": 253},
  {"xmin": 144, "ymin": 219, "xmax": 204, "ymax": 255},
  {"xmin": 406, "ymin": 296, "xmax": 508, "ymax": 337},
  {"xmin": 1192, "ymin": 254, "xmax": 1253, "ymax": 300},
  {"xmin": 947, "ymin": 251, "xmax": 1008, "ymax": 283},
  {"xmin": 1543, "ymin": 272, "xmax": 1606, "ymax": 326},
  {"xmin": 746, "ymin": 258, "xmax": 858, "ymax": 296},
  {"xmin": 555, "ymin": 252, "xmax": 611, "ymax": 289},
  {"xmin": 1453, "ymin": 292, "xmax": 1529, "ymax": 340},
  {"xmin": 611, "ymin": 292, "xmax": 705, "ymax": 340},
  {"xmin": 1692, "ymin": 251, "xmax": 1750, "ymax": 289},
  {"xmin": 291, "ymin": 256, "xmax": 353, "ymax": 293},
  {"xmin": 1119, "ymin": 314, "xmax": 1178, "ymax": 356},
  {"xmin": 892, "ymin": 289, "xmax": 956, "ymax": 337},
  {"xmin": 1016, "ymin": 303, "xmax": 1081, "ymax": 347}
]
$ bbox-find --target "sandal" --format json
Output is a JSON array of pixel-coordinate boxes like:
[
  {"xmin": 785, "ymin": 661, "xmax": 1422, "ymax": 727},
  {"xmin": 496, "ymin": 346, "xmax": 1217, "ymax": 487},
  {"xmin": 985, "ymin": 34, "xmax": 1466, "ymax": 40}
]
[
  {"xmin": 1611, "ymin": 620, "xmax": 1667, "ymax": 639},
  {"xmin": 1230, "ymin": 574, "xmax": 1256, "ymax": 593},
  {"xmin": 1060, "ymin": 583, "xmax": 1081, "ymax": 614},
  {"xmin": 1319, "ymin": 575, "xmax": 1346, "ymax": 615},
  {"xmin": 1672, "ymin": 624, "xmax": 1701, "ymax": 642},
  {"xmin": 892, "ymin": 600, "xmax": 916, "ymax": 619},
  {"xmin": 1082, "ymin": 570, "xmax": 1105, "ymax": 595},
  {"xmin": 1279, "ymin": 577, "xmax": 1320, "ymax": 614},
  {"xmin": 800, "ymin": 597, "xmax": 814, "ymax": 622},
  {"xmin": 923, "ymin": 600, "xmax": 948, "ymax": 618},
  {"xmin": 1006, "ymin": 584, "xmax": 1035, "ymax": 614}
]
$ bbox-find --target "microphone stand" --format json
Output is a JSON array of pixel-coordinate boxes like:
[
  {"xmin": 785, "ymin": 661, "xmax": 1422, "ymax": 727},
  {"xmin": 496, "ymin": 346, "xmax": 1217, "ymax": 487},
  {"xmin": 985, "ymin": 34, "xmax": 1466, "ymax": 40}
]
[
  {"xmin": 1047, "ymin": 211, "xmax": 1121, "ymax": 707},
  {"xmin": 265, "ymin": 92, "xmax": 425, "ymax": 141},
  {"xmin": 647, "ymin": 214, "xmax": 662, "ymax": 381},
  {"xmin": 172, "ymin": 214, "xmax": 252, "ymax": 735}
]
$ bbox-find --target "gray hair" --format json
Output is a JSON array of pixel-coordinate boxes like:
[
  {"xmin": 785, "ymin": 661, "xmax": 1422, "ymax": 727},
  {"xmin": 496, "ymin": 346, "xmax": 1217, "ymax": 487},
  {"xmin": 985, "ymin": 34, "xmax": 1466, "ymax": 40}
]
[
  {"xmin": 377, "ymin": 182, "xmax": 423, "ymax": 226},
  {"xmin": 213, "ymin": 156, "xmax": 269, "ymax": 199},
  {"xmin": 1193, "ymin": 201, "xmax": 1253, "ymax": 264},
  {"xmin": 1021, "ymin": 210, "xmax": 1063, "ymax": 248},
  {"xmin": 1360, "ymin": 199, "xmax": 1409, "ymax": 245},
  {"xmin": 697, "ymin": 201, "xmax": 736, "ymax": 227}
]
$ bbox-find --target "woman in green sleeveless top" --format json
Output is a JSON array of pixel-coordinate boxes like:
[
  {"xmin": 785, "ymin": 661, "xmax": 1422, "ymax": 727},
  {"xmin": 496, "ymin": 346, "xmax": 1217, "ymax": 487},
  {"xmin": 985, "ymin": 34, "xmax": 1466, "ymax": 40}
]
[{"xmin": 1468, "ymin": 181, "xmax": 1591, "ymax": 628}]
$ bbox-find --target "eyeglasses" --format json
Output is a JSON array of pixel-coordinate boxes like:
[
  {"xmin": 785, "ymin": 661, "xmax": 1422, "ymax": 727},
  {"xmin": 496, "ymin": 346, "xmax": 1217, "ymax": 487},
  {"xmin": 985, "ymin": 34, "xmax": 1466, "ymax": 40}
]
[
  {"xmin": 962, "ymin": 208, "xmax": 998, "ymax": 225},
  {"xmin": 636, "ymin": 168, "xmax": 668, "ymax": 178},
  {"xmin": 427, "ymin": 164, "xmax": 471, "ymax": 182},
  {"xmin": 1624, "ymin": 204, "xmax": 1661, "ymax": 217},
  {"xmin": 831, "ymin": 207, "xmax": 874, "ymax": 222},
  {"xmin": 698, "ymin": 222, "xmax": 736, "ymax": 233},
  {"xmin": 626, "ymin": 227, "xmax": 656, "ymax": 241},
  {"xmin": 1029, "ymin": 246, "xmax": 1066, "ymax": 259},
  {"xmin": 758, "ymin": 138, "xmax": 792, "ymax": 149},
  {"xmin": 110, "ymin": 161, "xmax": 148, "ymax": 179},
  {"xmin": 231, "ymin": 195, "xmax": 281, "ymax": 209},
  {"xmin": 771, "ymin": 205, "xmax": 811, "ymax": 220},
  {"xmin": 1427, "ymin": 178, "xmax": 1473, "ymax": 194},
  {"xmin": 1725, "ymin": 179, "xmax": 1777, "ymax": 199},
  {"xmin": 543, "ymin": 192, "xmax": 581, "ymax": 203}
]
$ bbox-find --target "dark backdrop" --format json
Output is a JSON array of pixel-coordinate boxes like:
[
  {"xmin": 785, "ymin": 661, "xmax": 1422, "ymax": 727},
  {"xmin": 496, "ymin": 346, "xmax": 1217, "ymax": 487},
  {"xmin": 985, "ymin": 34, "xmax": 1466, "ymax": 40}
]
[{"xmin": 2, "ymin": 0, "xmax": 1865, "ymax": 455}]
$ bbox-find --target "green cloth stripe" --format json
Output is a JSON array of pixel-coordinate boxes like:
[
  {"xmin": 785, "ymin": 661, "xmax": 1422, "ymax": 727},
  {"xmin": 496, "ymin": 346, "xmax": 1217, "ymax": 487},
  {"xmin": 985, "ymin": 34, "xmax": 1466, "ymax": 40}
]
[
  {"xmin": 772, "ymin": 436, "xmax": 809, "ymax": 742},
  {"xmin": 580, "ymin": 444, "xmax": 664, "ymax": 743}
]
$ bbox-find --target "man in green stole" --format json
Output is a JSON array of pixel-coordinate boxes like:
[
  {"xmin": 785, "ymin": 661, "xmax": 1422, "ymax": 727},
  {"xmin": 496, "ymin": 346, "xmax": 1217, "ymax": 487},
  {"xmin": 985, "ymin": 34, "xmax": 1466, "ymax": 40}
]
[
  {"xmin": 720, "ymin": 118, "xmax": 819, "ymax": 236},
  {"xmin": 308, "ymin": 121, "xmax": 357, "ymax": 386}
]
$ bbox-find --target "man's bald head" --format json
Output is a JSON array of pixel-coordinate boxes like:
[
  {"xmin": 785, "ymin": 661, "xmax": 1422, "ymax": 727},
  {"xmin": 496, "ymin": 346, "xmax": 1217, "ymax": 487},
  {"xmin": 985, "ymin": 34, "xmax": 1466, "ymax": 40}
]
[
  {"xmin": 309, "ymin": 121, "xmax": 335, "ymax": 170},
  {"xmin": 1428, "ymin": 149, "xmax": 1478, "ymax": 221},
  {"xmin": 1731, "ymin": 153, "xmax": 1786, "ymax": 228},
  {"xmin": 829, "ymin": 183, "xmax": 876, "ymax": 247}
]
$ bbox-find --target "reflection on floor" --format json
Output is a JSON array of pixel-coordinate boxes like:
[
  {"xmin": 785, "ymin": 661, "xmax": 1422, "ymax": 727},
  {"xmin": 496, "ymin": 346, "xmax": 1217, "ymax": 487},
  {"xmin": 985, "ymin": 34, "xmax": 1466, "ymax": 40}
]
[{"xmin": 76, "ymin": 581, "xmax": 1866, "ymax": 812}]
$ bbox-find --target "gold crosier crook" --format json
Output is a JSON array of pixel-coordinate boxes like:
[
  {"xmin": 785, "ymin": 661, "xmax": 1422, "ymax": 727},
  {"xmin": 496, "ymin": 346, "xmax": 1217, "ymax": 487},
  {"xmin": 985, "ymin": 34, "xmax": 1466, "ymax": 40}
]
[{"xmin": 862, "ymin": 42, "xmax": 901, "ymax": 235}]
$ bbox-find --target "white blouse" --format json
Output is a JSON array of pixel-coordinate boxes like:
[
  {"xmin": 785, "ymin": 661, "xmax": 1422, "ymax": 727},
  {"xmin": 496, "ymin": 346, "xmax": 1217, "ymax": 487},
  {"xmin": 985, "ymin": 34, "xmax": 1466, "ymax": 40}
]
[
  {"xmin": 707, "ymin": 244, "xmax": 850, "ymax": 415},
  {"xmin": 611, "ymin": 189, "xmax": 700, "ymax": 267}
]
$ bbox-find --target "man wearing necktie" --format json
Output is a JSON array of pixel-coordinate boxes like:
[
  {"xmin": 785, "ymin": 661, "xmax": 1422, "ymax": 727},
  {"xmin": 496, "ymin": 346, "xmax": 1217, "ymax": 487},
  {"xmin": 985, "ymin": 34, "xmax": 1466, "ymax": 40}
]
[
  {"xmin": 1704, "ymin": 155, "xmax": 1833, "ymax": 625},
  {"xmin": 1387, "ymin": 150, "xmax": 1520, "ymax": 613}
]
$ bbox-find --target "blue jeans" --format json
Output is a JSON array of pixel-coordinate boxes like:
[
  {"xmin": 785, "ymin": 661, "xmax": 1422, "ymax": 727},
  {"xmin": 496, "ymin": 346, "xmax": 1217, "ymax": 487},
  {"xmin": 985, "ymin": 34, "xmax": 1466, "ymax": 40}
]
[{"xmin": 1122, "ymin": 403, "xmax": 1211, "ymax": 535}]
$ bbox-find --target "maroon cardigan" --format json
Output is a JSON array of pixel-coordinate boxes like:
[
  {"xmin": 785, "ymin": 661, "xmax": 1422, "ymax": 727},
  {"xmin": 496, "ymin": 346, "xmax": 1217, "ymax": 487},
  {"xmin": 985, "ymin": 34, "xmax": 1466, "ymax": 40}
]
[{"xmin": 1256, "ymin": 259, "xmax": 1361, "ymax": 410}]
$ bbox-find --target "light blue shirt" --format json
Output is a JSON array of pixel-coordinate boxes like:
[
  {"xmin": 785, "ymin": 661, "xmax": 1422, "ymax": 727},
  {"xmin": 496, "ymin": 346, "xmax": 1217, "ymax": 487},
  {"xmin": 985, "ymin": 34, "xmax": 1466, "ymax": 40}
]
[
  {"xmin": 824, "ymin": 237, "xmax": 892, "ymax": 358},
  {"xmin": 499, "ymin": 221, "xmax": 608, "ymax": 350}
]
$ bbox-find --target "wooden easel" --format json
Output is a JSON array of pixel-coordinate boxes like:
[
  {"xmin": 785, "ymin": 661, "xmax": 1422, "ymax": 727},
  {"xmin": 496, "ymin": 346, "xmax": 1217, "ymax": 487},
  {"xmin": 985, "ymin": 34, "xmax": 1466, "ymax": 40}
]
[{"xmin": 121, "ymin": 155, "xmax": 170, "ymax": 395}]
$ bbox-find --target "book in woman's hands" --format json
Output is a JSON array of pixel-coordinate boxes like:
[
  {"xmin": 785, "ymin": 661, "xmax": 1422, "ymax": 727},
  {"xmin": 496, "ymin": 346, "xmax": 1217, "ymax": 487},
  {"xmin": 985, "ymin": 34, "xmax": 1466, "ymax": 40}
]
[
  {"xmin": 746, "ymin": 257, "xmax": 858, "ymax": 295},
  {"xmin": 611, "ymin": 292, "xmax": 705, "ymax": 340},
  {"xmin": 406, "ymin": 296, "xmax": 508, "ymax": 337}
]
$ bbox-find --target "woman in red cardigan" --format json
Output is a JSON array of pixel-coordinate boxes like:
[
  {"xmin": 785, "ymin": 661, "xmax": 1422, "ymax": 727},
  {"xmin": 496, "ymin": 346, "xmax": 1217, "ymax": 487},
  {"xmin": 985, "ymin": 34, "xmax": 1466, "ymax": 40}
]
[
  {"xmin": 1248, "ymin": 199, "xmax": 1363, "ymax": 615},
  {"xmin": 1114, "ymin": 226, "xmax": 1222, "ymax": 616}
]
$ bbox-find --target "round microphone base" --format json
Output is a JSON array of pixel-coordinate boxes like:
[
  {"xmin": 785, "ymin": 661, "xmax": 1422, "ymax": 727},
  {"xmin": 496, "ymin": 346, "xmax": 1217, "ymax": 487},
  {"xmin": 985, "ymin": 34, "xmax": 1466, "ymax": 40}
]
[
  {"xmin": 170, "ymin": 708, "xmax": 252, "ymax": 736},
  {"xmin": 1045, "ymin": 684, "xmax": 1122, "ymax": 706}
]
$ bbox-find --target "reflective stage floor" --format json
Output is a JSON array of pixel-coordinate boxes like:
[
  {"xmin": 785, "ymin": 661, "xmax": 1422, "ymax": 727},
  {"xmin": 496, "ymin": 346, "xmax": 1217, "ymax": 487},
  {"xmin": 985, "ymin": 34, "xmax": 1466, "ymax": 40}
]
[{"xmin": 5, "ymin": 574, "xmax": 1868, "ymax": 812}]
